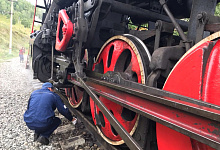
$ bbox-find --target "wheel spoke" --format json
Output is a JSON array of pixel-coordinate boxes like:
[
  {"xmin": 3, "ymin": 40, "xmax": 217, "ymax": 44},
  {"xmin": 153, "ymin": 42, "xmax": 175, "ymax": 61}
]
[{"xmin": 90, "ymin": 35, "xmax": 150, "ymax": 145}]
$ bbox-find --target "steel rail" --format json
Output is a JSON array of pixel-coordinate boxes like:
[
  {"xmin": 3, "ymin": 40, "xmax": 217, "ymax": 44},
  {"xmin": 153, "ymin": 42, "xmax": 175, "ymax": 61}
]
[{"xmin": 68, "ymin": 72, "xmax": 220, "ymax": 149}]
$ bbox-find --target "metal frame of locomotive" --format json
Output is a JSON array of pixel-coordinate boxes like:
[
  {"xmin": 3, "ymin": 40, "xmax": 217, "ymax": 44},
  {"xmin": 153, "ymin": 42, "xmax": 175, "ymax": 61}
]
[{"xmin": 29, "ymin": 0, "xmax": 220, "ymax": 149}]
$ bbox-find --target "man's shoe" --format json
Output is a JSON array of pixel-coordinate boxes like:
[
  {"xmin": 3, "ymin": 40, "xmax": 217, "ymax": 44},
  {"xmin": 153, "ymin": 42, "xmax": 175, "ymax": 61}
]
[
  {"xmin": 34, "ymin": 133, "xmax": 39, "ymax": 141},
  {"xmin": 37, "ymin": 136, "xmax": 49, "ymax": 145}
]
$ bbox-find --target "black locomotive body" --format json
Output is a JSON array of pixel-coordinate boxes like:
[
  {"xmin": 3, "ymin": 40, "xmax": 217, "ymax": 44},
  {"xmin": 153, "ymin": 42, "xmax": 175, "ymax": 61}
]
[{"xmin": 29, "ymin": 0, "xmax": 220, "ymax": 149}]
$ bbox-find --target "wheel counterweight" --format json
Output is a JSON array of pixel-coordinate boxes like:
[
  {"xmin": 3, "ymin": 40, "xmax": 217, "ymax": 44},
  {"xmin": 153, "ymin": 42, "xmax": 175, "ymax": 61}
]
[{"xmin": 157, "ymin": 39, "xmax": 220, "ymax": 150}]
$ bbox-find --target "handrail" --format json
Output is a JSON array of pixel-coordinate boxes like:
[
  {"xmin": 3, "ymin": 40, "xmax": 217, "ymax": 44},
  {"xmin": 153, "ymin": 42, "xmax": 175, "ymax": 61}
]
[{"xmin": 31, "ymin": 0, "xmax": 37, "ymax": 33}]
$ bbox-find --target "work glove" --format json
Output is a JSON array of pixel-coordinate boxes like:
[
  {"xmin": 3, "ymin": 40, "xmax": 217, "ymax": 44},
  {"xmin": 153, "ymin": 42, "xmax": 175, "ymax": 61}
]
[{"xmin": 72, "ymin": 117, "xmax": 77, "ymax": 125}]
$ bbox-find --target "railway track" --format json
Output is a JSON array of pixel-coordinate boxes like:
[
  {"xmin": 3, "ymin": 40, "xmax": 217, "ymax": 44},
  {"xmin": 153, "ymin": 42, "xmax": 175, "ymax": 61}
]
[{"xmin": 52, "ymin": 110, "xmax": 107, "ymax": 150}]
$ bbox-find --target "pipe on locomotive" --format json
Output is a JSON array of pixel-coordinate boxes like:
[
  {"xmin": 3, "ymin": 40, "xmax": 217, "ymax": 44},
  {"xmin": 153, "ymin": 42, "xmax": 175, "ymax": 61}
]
[
  {"xmin": 103, "ymin": 0, "xmax": 189, "ymax": 31},
  {"xmin": 42, "ymin": 0, "xmax": 189, "ymax": 32},
  {"xmin": 41, "ymin": 1, "xmax": 60, "ymax": 30},
  {"xmin": 159, "ymin": 0, "xmax": 191, "ymax": 51}
]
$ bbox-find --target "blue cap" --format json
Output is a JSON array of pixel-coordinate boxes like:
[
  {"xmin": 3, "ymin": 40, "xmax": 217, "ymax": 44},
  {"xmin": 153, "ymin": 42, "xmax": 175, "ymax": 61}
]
[{"xmin": 42, "ymin": 82, "xmax": 53, "ymax": 88}]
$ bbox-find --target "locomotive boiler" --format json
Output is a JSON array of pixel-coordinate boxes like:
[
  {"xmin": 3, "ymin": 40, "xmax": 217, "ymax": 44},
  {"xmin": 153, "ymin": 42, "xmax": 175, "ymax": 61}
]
[{"xmin": 29, "ymin": 0, "xmax": 220, "ymax": 149}]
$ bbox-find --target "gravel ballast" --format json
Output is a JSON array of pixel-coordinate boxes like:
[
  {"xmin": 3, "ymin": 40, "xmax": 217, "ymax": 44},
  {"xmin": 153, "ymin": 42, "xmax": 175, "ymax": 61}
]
[
  {"xmin": 0, "ymin": 57, "xmax": 62, "ymax": 149},
  {"xmin": 0, "ymin": 57, "xmax": 104, "ymax": 150}
]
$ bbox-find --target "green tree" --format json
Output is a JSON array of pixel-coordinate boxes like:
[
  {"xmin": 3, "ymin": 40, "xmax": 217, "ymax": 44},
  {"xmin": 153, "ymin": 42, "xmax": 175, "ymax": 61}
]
[
  {"xmin": 21, "ymin": 18, "xmax": 31, "ymax": 28},
  {"xmin": 0, "ymin": 0, "xmax": 10, "ymax": 15},
  {"xmin": 215, "ymin": 2, "xmax": 220, "ymax": 16},
  {"xmin": 0, "ymin": 0, "xmax": 35, "ymax": 27},
  {"xmin": 13, "ymin": 13, "xmax": 19, "ymax": 25}
]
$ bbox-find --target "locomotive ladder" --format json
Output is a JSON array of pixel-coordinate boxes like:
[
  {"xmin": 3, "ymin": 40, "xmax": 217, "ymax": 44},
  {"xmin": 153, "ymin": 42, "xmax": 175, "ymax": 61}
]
[
  {"xmin": 31, "ymin": 0, "xmax": 50, "ymax": 33},
  {"xmin": 66, "ymin": 70, "xmax": 220, "ymax": 150}
]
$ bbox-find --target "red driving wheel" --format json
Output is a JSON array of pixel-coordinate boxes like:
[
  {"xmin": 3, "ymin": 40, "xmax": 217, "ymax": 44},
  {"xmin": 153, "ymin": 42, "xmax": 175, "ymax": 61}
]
[
  {"xmin": 65, "ymin": 79, "xmax": 84, "ymax": 108},
  {"xmin": 90, "ymin": 35, "xmax": 151, "ymax": 145},
  {"xmin": 157, "ymin": 38, "xmax": 220, "ymax": 150}
]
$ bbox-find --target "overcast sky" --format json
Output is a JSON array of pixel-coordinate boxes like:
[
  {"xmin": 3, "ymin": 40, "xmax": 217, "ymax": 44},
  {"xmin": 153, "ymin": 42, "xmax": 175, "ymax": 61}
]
[{"xmin": 25, "ymin": 0, "xmax": 45, "ymax": 6}]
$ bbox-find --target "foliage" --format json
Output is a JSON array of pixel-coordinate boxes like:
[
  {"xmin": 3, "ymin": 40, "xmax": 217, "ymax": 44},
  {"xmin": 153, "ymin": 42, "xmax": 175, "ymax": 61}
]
[
  {"xmin": 128, "ymin": 19, "xmax": 148, "ymax": 31},
  {"xmin": 0, "ymin": 0, "xmax": 44, "ymax": 60},
  {"xmin": 0, "ymin": 0, "xmax": 10, "ymax": 15},
  {"xmin": 0, "ymin": 0, "xmax": 44, "ymax": 28},
  {"xmin": 215, "ymin": 2, "xmax": 220, "ymax": 16},
  {"xmin": 0, "ymin": 15, "xmax": 30, "ymax": 60}
]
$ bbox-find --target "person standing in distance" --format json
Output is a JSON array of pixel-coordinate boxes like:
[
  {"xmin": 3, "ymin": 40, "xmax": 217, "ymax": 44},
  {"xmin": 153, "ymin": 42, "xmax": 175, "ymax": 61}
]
[
  {"xmin": 23, "ymin": 82, "xmax": 76, "ymax": 145},
  {"xmin": 19, "ymin": 47, "xmax": 25, "ymax": 63}
]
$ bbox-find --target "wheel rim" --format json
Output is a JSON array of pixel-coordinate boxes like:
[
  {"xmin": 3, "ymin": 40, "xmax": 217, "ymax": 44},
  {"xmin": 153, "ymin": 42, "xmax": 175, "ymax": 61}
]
[
  {"xmin": 157, "ymin": 39, "xmax": 220, "ymax": 150},
  {"xmin": 65, "ymin": 78, "xmax": 84, "ymax": 108},
  {"xmin": 90, "ymin": 35, "xmax": 150, "ymax": 145},
  {"xmin": 65, "ymin": 49, "xmax": 88, "ymax": 108}
]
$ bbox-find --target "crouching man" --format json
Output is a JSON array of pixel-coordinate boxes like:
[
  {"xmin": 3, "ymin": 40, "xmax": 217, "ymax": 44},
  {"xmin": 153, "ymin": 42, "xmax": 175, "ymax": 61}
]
[{"xmin": 23, "ymin": 82, "xmax": 74, "ymax": 145}]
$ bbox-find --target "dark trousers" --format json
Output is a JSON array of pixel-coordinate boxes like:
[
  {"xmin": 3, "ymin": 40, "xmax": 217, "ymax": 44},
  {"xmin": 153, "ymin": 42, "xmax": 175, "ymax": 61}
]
[
  {"xmin": 19, "ymin": 55, "xmax": 24, "ymax": 62},
  {"xmin": 28, "ymin": 117, "xmax": 61, "ymax": 138}
]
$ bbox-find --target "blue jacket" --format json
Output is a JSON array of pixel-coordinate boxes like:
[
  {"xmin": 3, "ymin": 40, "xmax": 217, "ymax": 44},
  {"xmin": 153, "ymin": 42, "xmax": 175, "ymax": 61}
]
[{"xmin": 24, "ymin": 87, "xmax": 73, "ymax": 127}]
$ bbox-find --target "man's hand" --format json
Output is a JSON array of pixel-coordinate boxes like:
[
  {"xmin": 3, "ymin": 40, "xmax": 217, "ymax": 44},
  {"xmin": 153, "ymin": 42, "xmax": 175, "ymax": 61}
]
[{"xmin": 72, "ymin": 117, "xmax": 77, "ymax": 125}]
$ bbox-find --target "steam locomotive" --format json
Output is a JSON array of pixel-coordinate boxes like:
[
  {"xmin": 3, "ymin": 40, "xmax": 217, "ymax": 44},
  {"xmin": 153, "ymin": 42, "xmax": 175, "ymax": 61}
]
[{"xmin": 29, "ymin": 0, "xmax": 220, "ymax": 149}]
